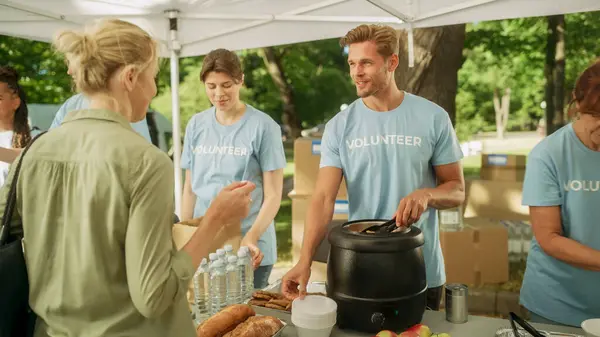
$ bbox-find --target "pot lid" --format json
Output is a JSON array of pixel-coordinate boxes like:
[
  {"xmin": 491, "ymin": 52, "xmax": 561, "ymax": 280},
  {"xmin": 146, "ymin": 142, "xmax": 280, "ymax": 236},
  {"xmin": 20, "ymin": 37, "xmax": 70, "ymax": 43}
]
[{"xmin": 328, "ymin": 219, "xmax": 425, "ymax": 252}]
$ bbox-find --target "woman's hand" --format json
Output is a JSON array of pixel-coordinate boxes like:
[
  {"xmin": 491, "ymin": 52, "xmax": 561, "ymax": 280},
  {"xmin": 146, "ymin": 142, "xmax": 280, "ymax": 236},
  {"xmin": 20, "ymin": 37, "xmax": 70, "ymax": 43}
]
[{"xmin": 241, "ymin": 235, "xmax": 264, "ymax": 269}]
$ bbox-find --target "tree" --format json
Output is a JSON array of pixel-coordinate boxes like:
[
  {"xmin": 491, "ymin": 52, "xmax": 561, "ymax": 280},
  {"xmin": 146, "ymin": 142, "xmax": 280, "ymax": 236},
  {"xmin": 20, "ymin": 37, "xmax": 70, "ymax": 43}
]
[
  {"xmin": 0, "ymin": 35, "xmax": 72, "ymax": 104},
  {"xmin": 493, "ymin": 88, "xmax": 511, "ymax": 139},
  {"xmin": 545, "ymin": 15, "xmax": 566, "ymax": 135},
  {"xmin": 260, "ymin": 47, "xmax": 302, "ymax": 138},
  {"xmin": 456, "ymin": 18, "xmax": 548, "ymax": 140},
  {"xmin": 395, "ymin": 24, "xmax": 466, "ymax": 125}
]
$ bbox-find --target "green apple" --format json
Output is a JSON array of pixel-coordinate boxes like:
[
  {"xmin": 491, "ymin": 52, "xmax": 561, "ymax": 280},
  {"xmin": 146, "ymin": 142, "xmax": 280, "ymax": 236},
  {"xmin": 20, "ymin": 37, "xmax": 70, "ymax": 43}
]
[{"xmin": 376, "ymin": 330, "xmax": 398, "ymax": 337}]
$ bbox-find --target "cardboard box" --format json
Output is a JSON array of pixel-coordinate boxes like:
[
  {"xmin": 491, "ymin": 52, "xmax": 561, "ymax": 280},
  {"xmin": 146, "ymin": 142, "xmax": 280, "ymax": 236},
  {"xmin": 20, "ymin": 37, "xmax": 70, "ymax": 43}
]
[
  {"xmin": 480, "ymin": 154, "xmax": 527, "ymax": 182},
  {"xmin": 440, "ymin": 217, "xmax": 509, "ymax": 285},
  {"xmin": 289, "ymin": 191, "xmax": 348, "ymax": 263},
  {"xmin": 481, "ymin": 154, "xmax": 527, "ymax": 168},
  {"xmin": 480, "ymin": 167, "xmax": 525, "ymax": 182},
  {"xmin": 463, "ymin": 179, "xmax": 529, "ymax": 221},
  {"xmin": 293, "ymin": 137, "xmax": 348, "ymax": 198}
]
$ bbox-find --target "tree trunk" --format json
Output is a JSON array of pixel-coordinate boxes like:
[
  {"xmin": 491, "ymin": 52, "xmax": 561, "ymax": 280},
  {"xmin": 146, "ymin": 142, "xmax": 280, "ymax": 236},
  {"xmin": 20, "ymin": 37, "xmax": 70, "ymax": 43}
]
[
  {"xmin": 260, "ymin": 47, "xmax": 302, "ymax": 139},
  {"xmin": 553, "ymin": 15, "xmax": 566, "ymax": 129},
  {"xmin": 493, "ymin": 88, "xmax": 511, "ymax": 139},
  {"xmin": 395, "ymin": 24, "xmax": 466, "ymax": 125},
  {"xmin": 544, "ymin": 16, "xmax": 558, "ymax": 135}
]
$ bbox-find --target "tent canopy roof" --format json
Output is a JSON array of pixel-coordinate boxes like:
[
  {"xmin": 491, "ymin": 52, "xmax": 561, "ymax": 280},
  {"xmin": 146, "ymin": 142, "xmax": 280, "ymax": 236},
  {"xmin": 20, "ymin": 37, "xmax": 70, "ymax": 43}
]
[{"xmin": 2, "ymin": 0, "xmax": 599, "ymax": 57}]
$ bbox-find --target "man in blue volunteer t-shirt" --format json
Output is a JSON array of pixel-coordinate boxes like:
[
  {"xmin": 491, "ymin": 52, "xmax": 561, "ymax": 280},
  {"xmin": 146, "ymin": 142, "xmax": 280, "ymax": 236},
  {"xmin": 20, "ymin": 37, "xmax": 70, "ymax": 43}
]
[
  {"xmin": 50, "ymin": 93, "xmax": 152, "ymax": 142},
  {"xmin": 281, "ymin": 24, "xmax": 465, "ymax": 310}
]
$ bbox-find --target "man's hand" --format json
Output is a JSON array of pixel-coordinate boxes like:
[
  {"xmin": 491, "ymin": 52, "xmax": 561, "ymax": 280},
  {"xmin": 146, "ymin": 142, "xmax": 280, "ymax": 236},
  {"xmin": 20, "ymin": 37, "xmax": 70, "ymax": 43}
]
[
  {"xmin": 204, "ymin": 181, "xmax": 256, "ymax": 227},
  {"xmin": 394, "ymin": 189, "xmax": 433, "ymax": 227},
  {"xmin": 281, "ymin": 262, "xmax": 311, "ymax": 300},
  {"xmin": 240, "ymin": 235, "xmax": 264, "ymax": 270}
]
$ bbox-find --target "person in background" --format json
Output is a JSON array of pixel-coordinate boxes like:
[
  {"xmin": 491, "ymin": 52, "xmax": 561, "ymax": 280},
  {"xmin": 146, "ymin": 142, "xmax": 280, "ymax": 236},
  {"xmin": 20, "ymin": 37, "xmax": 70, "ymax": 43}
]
[
  {"xmin": 180, "ymin": 48, "xmax": 286, "ymax": 290},
  {"xmin": 519, "ymin": 60, "xmax": 600, "ymax": 327},
  {"xmin": 0, "ymin": 66, "xmax": 39, "ymax": 187},
  {"xmin": 0, "ymin": 19, "xmax": 256, "ymax": 337},
  {"xmin": 50, "ymin": 92, "xmax": 152, "ymax": 142},
  {"xmin": 281, "ymin": 24, "xmax": 465, "ymax": 310}
]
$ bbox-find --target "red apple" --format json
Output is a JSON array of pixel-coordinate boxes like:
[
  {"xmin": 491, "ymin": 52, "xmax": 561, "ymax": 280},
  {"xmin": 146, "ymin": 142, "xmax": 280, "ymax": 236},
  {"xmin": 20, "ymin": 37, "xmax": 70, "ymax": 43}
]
[
  {"xmin": 398, "ymin": 331, "xmax": 419, "ymax": 337},
  {"xmin": 376, "ymin": 330, "xmax": 398, "ymax": 337}
]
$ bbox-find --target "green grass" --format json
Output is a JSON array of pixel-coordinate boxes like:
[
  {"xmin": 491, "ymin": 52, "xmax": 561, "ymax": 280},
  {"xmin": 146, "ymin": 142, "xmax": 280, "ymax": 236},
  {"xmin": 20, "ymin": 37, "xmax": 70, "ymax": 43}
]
[
  {"xmin": 275, "ymin": 198, "xmax": 292, "ymax": 262},
  {"xmin": 283, "ymin": 162, "xmax": 295, "ymax": 179}
]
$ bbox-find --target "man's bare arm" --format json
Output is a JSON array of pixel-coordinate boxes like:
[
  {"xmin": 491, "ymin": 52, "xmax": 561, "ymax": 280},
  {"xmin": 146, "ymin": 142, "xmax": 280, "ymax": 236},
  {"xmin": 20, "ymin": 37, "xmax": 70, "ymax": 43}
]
[{"xmin": 428, "ymin": 161, "xmax": 465, "ymax": 209}]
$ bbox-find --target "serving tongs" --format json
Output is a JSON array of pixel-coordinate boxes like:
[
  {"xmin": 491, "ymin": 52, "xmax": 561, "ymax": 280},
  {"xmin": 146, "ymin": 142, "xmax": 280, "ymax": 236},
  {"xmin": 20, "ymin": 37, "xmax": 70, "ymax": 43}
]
[
  {"xmin": 360, "ymin": 218, "xmax": 398, "ymax": 234},
  {"xmin": 509, "ymin": 312, "xmax": 546, "ymax": 337}
]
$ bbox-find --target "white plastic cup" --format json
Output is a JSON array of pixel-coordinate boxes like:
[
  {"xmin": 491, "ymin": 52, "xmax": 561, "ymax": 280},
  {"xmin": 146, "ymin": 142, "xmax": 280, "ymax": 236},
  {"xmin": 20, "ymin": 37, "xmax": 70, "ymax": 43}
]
[
  {"xmin": 582, "ymin": 319, "xmax": 600, "ymax": 337},
  {"xmin": 291, "ymin": 295, "xmax": 337, "ymax": 337}
]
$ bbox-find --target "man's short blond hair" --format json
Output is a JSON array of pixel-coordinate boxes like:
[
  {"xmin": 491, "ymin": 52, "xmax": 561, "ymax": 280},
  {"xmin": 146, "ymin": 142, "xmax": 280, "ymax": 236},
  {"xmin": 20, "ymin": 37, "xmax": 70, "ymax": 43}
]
[{"xmin": 340, "ymin": 24, "xmax": 399, "ymax": 58}]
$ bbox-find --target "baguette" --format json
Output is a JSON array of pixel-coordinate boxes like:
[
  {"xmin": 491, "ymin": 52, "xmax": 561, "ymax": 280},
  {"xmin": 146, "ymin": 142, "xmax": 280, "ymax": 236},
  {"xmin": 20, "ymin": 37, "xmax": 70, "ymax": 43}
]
[
  {"xmin": 226, "ymin": 316, "xmax": 284, "ymax": 337},
  {"xmin": 196, "ymin": 304, "xmax": 255, "ymax": 337}
]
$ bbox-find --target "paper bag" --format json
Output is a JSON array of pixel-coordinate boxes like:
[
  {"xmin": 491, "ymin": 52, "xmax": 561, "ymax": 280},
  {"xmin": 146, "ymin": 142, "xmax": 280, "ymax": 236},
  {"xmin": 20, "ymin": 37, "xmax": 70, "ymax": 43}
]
[{"xmin": 172, "ymin": 217, "xmax": 242, "ymax": 307}]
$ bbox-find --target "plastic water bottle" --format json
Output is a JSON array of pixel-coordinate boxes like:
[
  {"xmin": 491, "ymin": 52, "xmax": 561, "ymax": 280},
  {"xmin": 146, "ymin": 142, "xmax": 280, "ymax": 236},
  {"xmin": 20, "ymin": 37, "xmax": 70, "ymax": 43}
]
[
  {"xmin": 237, "ymin": 249, "xmax": 254, "ymax": 300},
  {"xmin": 193, "ymin": 258, "xmax": 211, "ymax": 324},
  {"xmin": 224, "ymin": 244, "xmax": 234, "ymax": 259},
  {"xmin": 217, "ymin": 248, "xmax": 226, "ymax": 264},
  {"xmin": 209, "ymin": 252, "xmax": 219, "ymax": 267},
  {"xmin": 210, "ymin": 260, "xmax": 227, "ymax": 314},
  {"xmin": 226, "ymin": 256, "xmax": 241, "ymax": 305}
]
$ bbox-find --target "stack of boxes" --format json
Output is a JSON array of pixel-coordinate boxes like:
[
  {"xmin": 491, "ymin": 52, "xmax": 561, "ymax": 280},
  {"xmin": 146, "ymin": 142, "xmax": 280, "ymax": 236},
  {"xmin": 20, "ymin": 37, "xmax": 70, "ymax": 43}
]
[
  {"xmin": 290, "ymin": 138, "xmax": 349, "ymax": 282},
  {"xmin": 439, "ymin": 153, "xmax": 530, "ymax": 285},
  {"xmin": 290, "ymin": 135, "xmax": 531, "ymax": 287}
]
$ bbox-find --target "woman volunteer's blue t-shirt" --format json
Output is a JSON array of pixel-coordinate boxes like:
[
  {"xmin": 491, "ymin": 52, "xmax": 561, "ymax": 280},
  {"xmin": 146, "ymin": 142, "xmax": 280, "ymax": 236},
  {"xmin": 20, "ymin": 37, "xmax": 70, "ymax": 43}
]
[
  {"xmin": 180, "ymin": 104, "xmax": 286, "ymax": 267},
  {"xmin": 521, "ymin": 123, "xmax": 600, "ymax": 326},
  {"xmin": 320, "ymin": 93, "xmax": 464, "ymax": 288},
  {"xmin": 51, "ymin": 93, "xmax": 152, "ymax": 142}
]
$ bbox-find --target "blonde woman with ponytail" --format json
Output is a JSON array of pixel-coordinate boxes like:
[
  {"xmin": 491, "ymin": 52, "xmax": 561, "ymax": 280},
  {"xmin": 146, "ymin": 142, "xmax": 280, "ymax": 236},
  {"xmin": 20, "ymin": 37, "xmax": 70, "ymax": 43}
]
[{"xmin": 0, "ymin": 19, "xmax": 255, "ymax": 337}]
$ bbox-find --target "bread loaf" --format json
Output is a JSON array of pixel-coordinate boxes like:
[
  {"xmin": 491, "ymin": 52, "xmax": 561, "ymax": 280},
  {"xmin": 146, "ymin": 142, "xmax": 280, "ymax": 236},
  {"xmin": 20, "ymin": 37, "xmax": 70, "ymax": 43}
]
[
  {"xmin": 225, "ymin": 316, "xmax": 284, "ymax": 337},
  {"xmin": 196, "ymin": 304, "xmax": 255, "ymax": 337}
]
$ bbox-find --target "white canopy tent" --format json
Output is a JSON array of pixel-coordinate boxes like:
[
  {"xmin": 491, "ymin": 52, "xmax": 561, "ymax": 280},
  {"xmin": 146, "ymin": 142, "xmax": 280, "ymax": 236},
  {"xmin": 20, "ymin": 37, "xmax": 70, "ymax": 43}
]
[{"xmin": 2, "ymin": 0, "xmax": 599, "ymax": 215}]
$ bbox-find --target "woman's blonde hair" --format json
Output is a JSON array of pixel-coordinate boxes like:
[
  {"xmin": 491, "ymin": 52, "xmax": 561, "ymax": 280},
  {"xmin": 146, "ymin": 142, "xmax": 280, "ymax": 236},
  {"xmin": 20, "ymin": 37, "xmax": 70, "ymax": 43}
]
[{"xmin": 53, "ymin": 19, "xmax": 158, "ymax": 95}]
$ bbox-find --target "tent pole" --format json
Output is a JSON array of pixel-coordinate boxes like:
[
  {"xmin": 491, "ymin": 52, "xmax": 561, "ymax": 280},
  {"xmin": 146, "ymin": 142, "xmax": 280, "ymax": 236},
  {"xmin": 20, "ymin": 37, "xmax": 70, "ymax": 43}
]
[{"xmin": 167, "ymin": 9, "xmax": 183, "ymax": 218}]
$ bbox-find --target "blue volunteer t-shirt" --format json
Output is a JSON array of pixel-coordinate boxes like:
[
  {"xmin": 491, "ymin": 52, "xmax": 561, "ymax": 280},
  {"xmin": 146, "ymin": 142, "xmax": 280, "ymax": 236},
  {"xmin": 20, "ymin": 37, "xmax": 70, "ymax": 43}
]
[
  {"xmin": 520, "ymin": 123, "xmax": 600, "ymax": 326},
  {"xmin": 50, "ymin": 93, "xmax": 152, "ymax": 142},
  {"xmin": 320, "ymin": 93, "xmax": 463, "ymax": 288},
  {"xmin": 180, "ymin": 104, "xmax": 286, "ymax": 267}
]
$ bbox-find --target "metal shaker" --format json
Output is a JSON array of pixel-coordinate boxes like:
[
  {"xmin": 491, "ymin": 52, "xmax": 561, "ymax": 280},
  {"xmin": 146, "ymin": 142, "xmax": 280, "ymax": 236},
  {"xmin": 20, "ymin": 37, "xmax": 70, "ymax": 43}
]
[{"xmin": 445, "ymin": 283, "xmax": 468, "ymax": 324}]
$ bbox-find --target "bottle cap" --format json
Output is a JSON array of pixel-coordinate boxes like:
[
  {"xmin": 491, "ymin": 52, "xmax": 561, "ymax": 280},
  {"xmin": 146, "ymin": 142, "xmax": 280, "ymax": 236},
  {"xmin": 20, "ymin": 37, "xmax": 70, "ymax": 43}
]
[{"xmin": 227, "ymin": 256, "xmax": 238, "ymax": 263}]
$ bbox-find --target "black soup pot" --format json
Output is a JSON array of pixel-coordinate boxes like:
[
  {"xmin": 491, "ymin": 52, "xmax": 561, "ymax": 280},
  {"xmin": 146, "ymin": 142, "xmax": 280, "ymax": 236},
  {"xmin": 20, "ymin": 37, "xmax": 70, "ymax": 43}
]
[{"xmin": 326, "ymin": 219, "xmax": 427, "ymax": 334}]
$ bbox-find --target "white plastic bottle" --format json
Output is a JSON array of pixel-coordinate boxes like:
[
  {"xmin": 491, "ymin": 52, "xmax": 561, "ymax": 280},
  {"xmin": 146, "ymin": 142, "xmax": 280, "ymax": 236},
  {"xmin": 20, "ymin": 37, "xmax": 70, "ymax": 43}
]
[
  {"xmin": 237, "ymin": 248, "xmax": 254, "ymax": 300},
  {"xmin": 210, "ymin": 260, "xmax": 227, "ymax": 315},
  {"xmin": 224, "ymin": 244, "xmax": 234, "ymax": 259},
  {"xmin": 193, "ymin": 258, "xmax": 211, "ymax": 324},
  {"xmin": 226, "ymin": 256, "xmax": 241, "ymax": 305},
  {"xmin": 217, "ymin": 248, "xmax": 226, "ymax": 264},
  {"xmin": 208, "ymin": 252, "xmax": 219, "ymax": 267}
]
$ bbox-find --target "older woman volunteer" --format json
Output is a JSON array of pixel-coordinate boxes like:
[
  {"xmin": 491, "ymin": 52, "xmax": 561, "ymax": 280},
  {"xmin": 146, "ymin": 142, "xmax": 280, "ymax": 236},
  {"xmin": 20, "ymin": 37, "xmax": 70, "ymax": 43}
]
[
  {"xmin": 181, "ymin": 48, "xmax": 286, "ymax": 289},
  {"xmin": 0, "ymin": 19, "xmax": 255, "ymax": 337},
  {"xmin": 520, "ymin": 60, "xmax": 600, "ymax": 327}
]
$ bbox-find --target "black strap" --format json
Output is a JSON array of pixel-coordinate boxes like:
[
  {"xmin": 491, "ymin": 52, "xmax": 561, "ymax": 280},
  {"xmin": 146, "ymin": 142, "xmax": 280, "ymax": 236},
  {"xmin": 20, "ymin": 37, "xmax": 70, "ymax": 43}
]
[{"xmin": 0, "ymin": 132, "xmax": 46, "ymax": 245}]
